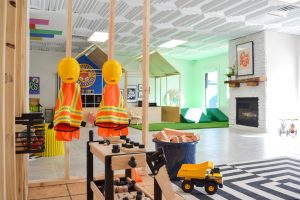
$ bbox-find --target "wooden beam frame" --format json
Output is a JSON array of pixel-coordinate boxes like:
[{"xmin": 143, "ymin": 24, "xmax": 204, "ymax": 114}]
[
  {"xmin": 0, "ymin": 0, "xmax": 7, "ymax": 199},
  {"xmin": 5, "ymin": 0, "xmax": 17, "ymax": 199},
  {"xmin": 124, "ymin": 70, "xmax": 128, "ymax": 108},
  {"xmin": 29, "ymin": 177, "xmax": 86, "ymax": 187},
  {"xmin": 108, "ymin": 0, "xmax": 116, "ymax": 60},
  {"xmin": 64, "ymin": 0, "xmax": 73, "ymax": 180},
  {"xmin": 142, "ymin": 0, "xmax": 150, "ymax": 147},
  {"xmin": 15, "ymin": 0, "xmax": 29, "ymax": 199}
]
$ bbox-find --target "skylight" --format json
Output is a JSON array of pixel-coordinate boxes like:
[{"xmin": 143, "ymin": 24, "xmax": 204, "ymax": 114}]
[
  {"xmin": 158, "ymin": 40, "xmax": 187, "ymax": 48},
  {"xmin": 88, "ymin": 32, "xmax": 108, "ymax": 42}
]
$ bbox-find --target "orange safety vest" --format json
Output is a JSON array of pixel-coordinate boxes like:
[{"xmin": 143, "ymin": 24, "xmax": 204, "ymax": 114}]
[
  {"xmin": 95, "ymin": 84, "xmax": 129, "ymax": 137},
  {"xmin": 54, "ymin": 82, "xmax": 82, "ymax": 141}
]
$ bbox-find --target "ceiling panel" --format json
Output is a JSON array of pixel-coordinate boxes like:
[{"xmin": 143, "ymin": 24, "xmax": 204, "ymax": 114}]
[{"xmin": 30, "ymin": 0, "xmax": 300, "ymax": 60}]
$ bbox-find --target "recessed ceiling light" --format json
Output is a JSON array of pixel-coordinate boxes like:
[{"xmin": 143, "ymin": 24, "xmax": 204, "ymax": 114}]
[
  {"xmin": 158, "ymin": 40, "xmax": 187, "ymax": 48},
  {"xmin": 279, "ymin": 0, "xmax": 300, "ymax": 3},
  {"xmin": 88, "ymin": 32, "xmax": 108, "ymax": 42}
]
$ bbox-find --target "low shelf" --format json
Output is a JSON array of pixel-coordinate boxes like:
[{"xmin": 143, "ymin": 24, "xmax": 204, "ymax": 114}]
[{"xmin": 224, "ymin": 76, "xmax": 267, "ymax": 87}]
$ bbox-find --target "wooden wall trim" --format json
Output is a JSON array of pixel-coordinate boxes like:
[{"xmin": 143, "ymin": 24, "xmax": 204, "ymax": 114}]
[
  {"xmin": 142, "ymin": 0, "xmax": 150, "ymax": 147},
  {"xmin": 0, "ymin": 0, "xmax": 7, "ymax": 199},
  {"xmin": 15, "ymin": 0, "xmax": 29, "ymax": 199}
]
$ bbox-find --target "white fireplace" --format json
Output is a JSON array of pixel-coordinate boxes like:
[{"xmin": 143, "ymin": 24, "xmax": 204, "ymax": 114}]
[
  {"xmin": 228, "ymin": 31, "xmax": 299, "ymax": 132},
  {"xmin": 228, "ymin": 31, "xmax": 267, "ymax": 132}
]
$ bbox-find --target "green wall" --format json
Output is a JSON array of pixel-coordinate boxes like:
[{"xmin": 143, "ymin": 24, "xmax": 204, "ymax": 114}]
[
  {"xmin": 165, "ymin": 53, "xmax": 229, "ymax": 115},
  {"xmin": 193, "ymin": 53, "xmax": 229, "ymax": 115},
  {"xmin": 164, "ymin": 57, "xmax": 195, "ymax": 108}
]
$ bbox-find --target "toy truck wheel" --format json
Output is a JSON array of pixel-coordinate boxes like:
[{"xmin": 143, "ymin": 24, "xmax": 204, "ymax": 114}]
[
  {"xmin": 205, "ymin": 182, "xmax": 218, "ymax": 195},
  {"xmin": 181, "ymin": 180, "xmax": 194, "ymax": 193}
]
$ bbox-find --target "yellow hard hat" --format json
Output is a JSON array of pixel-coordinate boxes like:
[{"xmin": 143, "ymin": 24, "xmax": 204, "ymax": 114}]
[
  {"xmin": 102, "ymin": 60, "xmax": 122, "ymax": 85},
  {"xmin": 57, "ymin": 57, "xmax": 80, "ymax": 83}
]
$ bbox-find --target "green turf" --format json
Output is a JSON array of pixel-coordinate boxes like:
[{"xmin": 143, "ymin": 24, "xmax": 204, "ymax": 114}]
[{"xmin": 130, "ymin": 121, "xmax": 228, "ymax": 131}]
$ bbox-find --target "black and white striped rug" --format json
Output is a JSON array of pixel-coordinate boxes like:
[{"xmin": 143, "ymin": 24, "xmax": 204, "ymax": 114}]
[{"xmin": 172, "ymin": 157, "xmax": 300, "ymax": 200}]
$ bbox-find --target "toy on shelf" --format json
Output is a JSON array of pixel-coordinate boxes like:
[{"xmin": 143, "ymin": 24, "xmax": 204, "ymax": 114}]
[
  {"xmin": 279, "ymin": 118, "xmax": 297, "ymax": 136},
  {"xmin": 95, "ymin": 60, "xmax": 129, "ymax": 138},
  {"xmin": 152, "ymin": 128, "xmax": 200, "ymax": 143},
  {"xmin": 288, "ymin": 119, "xmax": 297, "ymax": 136},
  {"xmin": 279, "ymin": 119, "xmax": 288, "ymax": 136},
  {"xmin": 15, "ymin": 113, "xmax": 45, "ymax": 154},
  {"xmin": 177, "ymin": 161, "xmax": 223, "ymax": 195}
]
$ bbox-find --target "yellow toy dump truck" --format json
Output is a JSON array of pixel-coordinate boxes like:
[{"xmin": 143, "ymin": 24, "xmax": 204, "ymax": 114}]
[{"xmin": 177, "ymin": 161, "xmax": 223, "ymax": 195}]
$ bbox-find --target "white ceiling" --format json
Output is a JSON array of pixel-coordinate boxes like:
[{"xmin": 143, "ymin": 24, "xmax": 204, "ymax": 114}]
[{"xmin": 30, "ymin": 0, "xmax": 300, "ymax": 60}]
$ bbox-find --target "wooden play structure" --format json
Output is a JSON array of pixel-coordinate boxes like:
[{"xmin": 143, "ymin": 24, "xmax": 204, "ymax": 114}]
[
  {"xmin": 85, "ymin": 0, "xmax": 183, "ymax": 199},
  {"xmin": 136, "ymin": 51, "xmax": 182, "ymax": 122},
  {"xmin": 74, "ymin": 44, "xmax": 129, "ymax": 122},
  {"xmin": 87, "ymin": 131, "xmax": 183, "ymax": 200},
  {"xmin": 1, "ymin": 0, "xmax": 30, "ymax": 199},
  {"xmin": 0, "ymin": 0, "xmax": 184, "ymax": 199}
]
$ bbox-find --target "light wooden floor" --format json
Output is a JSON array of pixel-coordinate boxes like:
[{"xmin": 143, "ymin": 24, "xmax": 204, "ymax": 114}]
[
  {"xmin": 29, "ymin": 127, "xmax": 300, "ymax": 180},
  {"xmin": 28, "ymin": 182, "xmax": 86, "ymax": 200}
]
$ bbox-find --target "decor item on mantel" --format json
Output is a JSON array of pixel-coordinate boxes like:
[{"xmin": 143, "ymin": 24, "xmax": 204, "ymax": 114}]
[
  {"xmin": 225, "ymin": 65, "xmax": 236, "ymax": 80},
  {"xmin": 224, "ymin": 76, "xmax": 267, "ymax": 87},
  {"xmin": 236, "ymin": 41, "xmax": 254, "ymax": 76}
]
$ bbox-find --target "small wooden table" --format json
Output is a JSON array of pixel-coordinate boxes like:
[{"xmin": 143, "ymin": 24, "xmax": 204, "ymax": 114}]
[{"xmin": 86, "ymin": 132, "xmax": 162, "ymax": 200}]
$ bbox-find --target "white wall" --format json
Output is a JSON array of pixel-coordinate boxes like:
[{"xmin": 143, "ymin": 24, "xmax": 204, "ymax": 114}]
[
  {"xmin": 265, "ymin": 31, "xmax": 298, "ymax": 131},
  {"xmin": 29, "ymin": 50, "xmax": 65, "ymax": 109},
  {"xmin": 228, "ymin": 31, "xmax": 267, "ymax": 131},
  {"xmin": 228, "ymin": 30, "xmax": 299, "ymax": 132}
]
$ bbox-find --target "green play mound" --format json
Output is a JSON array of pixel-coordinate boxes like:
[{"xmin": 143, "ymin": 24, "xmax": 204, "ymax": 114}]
[
  {"xmin": 130, "ymin": 121, "xmax": 228, "ymax": 131},
  {"xmin": 180, "ymin": 108, "xmax": 211, "ymax": 123},
  {"xmin": 206, "ymin": 108, "xmax": 228, "ymax": 122}
]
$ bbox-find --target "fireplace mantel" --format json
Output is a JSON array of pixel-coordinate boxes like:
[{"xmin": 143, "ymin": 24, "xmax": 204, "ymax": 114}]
[{"xmin": 224, "ymin": 76, "xmax": 267, "ymax": 87}]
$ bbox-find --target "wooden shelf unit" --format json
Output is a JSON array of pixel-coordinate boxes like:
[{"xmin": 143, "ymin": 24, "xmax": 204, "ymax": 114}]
[
  {"xmin": 224, "ymin": 76, "xmax": 267, "ymax": 87},
  {"xmin": 87, "ymin": 132, "xmax": 159, "ymax": 200}
]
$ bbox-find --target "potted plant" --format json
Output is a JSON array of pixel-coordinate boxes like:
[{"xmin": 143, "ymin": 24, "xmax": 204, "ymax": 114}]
[{"xmin": 225, "ymin": 65, "xmax": 236, "ymax": 80}]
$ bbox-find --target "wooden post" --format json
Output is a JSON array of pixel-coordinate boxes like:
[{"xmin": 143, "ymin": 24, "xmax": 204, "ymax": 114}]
[
  {"xmin": 160, "ymin": 77, "xmax": 162, "ymax": 106},
  {"xmin": 15, "ymin": 0, "xmax": 29, "ymax": 199},
  {"xmin": 166, "ymin": 76, "xmax": 168, "ymax": 105},
  {"xmin": 66, "ymin": 0, "xmax": 72, "ymax": 58},
  {"xmin": 65, "ymin": 0, "xmax": 73, "ymax": 180},
  {"xmin": 5, "ymin": 0, "xmax": 17, "ymax": 199},
  {"xmin": 0, "ymin": 0, "xmax": 7, "ymax": 199},
  {"xmin": 108, "ymin": 0, "xmax": 116, "ymax": 60},
  {"xmin": 179, "ymin": 74, "xmax": 181, "ymax": 107},
  {"xmin": 124, "ymin": 70, "xmax": 128, "ymax": 108},
  {"xmin": 142, "ymin": 0, "xmax": 150, "ymax": 147},
  {"xmin": 155, "ymin": 77, "xmax": 156, "ymax": 104}
]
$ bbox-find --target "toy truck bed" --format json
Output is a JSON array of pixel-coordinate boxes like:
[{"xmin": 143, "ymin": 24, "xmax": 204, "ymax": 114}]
[{"xmin": 177, "ymin": 161, "xmax": 214, "ymax": 179}]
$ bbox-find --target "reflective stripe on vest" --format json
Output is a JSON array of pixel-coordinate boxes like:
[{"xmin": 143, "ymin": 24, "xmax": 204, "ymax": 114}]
[
  {"xmin": 54, "ymin": 83, "xmax": 82, "ymax": 128},
  {"xmin": 96, "ymin": 85, "xmax": 128, "ymax": 125}
]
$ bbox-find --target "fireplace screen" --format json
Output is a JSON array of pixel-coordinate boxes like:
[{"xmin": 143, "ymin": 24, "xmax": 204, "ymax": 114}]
[{"xmin": 236, "ymin": 97, "xmax": 258, "ymax": 127}]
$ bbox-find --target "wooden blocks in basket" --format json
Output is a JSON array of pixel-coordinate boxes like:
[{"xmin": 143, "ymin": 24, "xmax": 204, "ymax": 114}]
[{"xmin": 153, "ymin": 128, "xmax": 200, "ymax": 143}]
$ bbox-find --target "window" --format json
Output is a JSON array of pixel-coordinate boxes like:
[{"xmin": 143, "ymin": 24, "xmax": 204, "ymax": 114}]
[{"xmin": 205, "ymin": 71, "xmax": 218, "ymax": 108}]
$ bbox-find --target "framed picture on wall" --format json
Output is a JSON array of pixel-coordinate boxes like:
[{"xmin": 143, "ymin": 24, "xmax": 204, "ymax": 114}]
[
  {"xmin": 138, "ymin": 84, "xmax": 142, "ymax": 91},
  {"xmin": 44, "ymin": 109, "xmax": 54, "ymax": 123},
  {"xmin": 138, "ymin": 91, "xmax": 142, "ymax": 100},
  {"xmin": 29, "ymin": 77, "xmax": 40, "ymax": 94},
  {"xmin": 127, "ymin": 85, "xmax": 137, "ymax": 103},
  {"xmin": 236, "ymin": 41, "xmax": 254, "ymax": 76}
]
